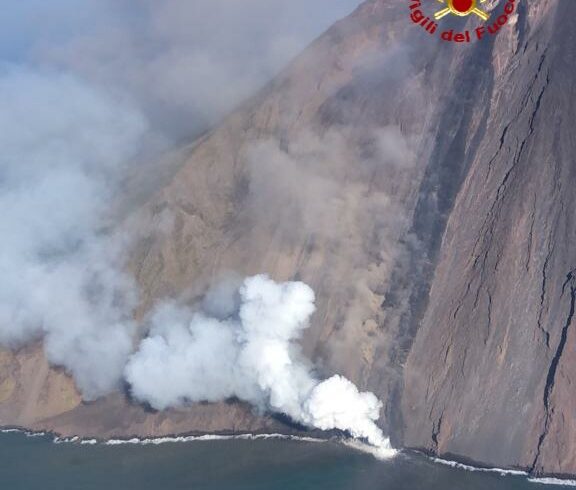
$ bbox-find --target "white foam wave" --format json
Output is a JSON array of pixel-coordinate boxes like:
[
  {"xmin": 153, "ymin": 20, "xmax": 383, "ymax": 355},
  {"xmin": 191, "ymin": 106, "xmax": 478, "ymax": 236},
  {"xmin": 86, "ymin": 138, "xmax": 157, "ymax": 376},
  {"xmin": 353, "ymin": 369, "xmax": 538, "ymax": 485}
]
[
  {"xmin": 80, "ymin": 439, "xmax": 98, "ymax": 445},
  {"xmin": 55, "ymin": 430, "xmax": 396, "ymax": 461},
  {"xmin": 430, "ymin": 455, "xmax": 576, "ymax": 487},
  {"xmin": 0, "ymin": 426, "xmax": 393, "ymax": 462},
  {"xmin": 103, "ymin": 433, "xmax": 325, "ymax": 446},
  {"xmin": 431, "ymin": 457, "xmax": 527, "ymax": 476},
  {"xmin": 16, "ymin": 427, "xmax": 392, "ymax": 461},
  {"xmin": 528, "ymin": 477, "xmax": 576, "ymax": 487},
  {"xmin": 49, "ymin": 432, "xmax": 326, "ymax": 446},
  {"xmin": 1, "ymin": 428, "xmax": 46, "ymax": 438}
]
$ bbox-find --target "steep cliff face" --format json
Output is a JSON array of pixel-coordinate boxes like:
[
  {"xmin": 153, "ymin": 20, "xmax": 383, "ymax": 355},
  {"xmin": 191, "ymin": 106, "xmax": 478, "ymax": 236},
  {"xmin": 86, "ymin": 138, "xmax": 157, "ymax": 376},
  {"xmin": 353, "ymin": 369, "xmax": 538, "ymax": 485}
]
[
  {"xmin": 401, "ymin": 0, "xmax": 576, "ymax": 477},
  {"xmin": 1, "ymin": 0, "xmax": 575, "ymax": 477}
]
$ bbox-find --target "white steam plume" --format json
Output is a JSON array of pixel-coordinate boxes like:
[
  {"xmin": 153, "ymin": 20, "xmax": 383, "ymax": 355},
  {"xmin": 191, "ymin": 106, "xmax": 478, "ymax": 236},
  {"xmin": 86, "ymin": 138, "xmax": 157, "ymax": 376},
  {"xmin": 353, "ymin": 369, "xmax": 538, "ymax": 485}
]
[
  {"xmin": 125, "ymin": 275, "xmax": 395, "ymax": 453},
  {"xmin": 0, "ymin": 66, "xmax": 146, "ymax": 398}
]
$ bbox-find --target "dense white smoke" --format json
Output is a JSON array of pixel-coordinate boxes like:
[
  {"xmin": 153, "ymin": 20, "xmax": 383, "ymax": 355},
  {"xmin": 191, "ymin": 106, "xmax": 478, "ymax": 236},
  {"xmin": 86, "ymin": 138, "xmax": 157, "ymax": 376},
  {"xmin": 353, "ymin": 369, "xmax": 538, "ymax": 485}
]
[
  {"xmin": 126, "ymin": 275, "xmax": 393, "ymax": 452},
  {"xmin": 303, "ymin": 376, "xmax": 389, "ymax": 448},
  {"xmin": 0, "ymin": 67, "xmax": 145, "ymax": 398}
]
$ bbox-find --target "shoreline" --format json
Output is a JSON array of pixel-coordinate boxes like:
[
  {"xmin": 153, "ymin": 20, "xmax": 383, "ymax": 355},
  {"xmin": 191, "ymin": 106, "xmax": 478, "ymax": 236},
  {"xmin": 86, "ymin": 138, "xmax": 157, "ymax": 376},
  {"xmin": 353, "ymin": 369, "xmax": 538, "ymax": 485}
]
[
  {"xmin": 2, "ymin": 426, "xmax": 576, "ymax": 486},
  {"xmin": 408, "ymin": 449, "xmax": 576, "ymax": 487},
  {"xmin": 0, "ymin": 425, "xmax": 326, "ymax": 445}
]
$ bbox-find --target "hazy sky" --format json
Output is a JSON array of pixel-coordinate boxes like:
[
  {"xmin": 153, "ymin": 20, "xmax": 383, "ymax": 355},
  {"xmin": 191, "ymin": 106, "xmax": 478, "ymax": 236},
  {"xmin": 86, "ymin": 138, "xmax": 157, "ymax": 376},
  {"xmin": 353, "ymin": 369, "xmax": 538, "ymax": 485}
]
[
  {"xmin": 1, "ymin": 0, "xmax": 363, "ymax": 140},
  {"xmin": 0, "ymin": 2, "xmax": 399, "ymax": 445}
]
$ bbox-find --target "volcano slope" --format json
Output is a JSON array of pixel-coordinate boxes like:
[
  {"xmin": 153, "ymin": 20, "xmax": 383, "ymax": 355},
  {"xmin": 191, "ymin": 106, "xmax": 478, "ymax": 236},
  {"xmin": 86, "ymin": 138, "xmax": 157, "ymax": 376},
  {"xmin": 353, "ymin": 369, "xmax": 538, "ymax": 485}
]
[
  {"xmin": 1, "ymin": 0, "xmax": 576, "ymax": 477},
  {"xmin": 402, "ymin": 0, "xmax": 576, "ymax": 476}
]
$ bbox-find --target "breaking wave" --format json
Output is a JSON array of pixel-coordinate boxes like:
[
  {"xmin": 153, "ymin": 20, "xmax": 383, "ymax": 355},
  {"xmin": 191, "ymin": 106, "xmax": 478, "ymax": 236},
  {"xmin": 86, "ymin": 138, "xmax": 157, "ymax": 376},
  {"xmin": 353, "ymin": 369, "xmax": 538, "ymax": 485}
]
[
  {"xmin": 528, "ymin": 477, "xmax": 576, "ymax": 487},
  {"xmin": 431, "ymin": 457, "xmax": 528, "ymax": 477}
]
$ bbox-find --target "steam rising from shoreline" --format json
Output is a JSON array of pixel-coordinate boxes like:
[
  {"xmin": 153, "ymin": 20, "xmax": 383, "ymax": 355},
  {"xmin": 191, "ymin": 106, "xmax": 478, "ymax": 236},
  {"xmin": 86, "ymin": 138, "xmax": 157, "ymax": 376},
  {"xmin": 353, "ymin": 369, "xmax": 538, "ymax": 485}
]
[{"xmin": 126, "ymin": 275, "xmax": 393, "ymax": 452}]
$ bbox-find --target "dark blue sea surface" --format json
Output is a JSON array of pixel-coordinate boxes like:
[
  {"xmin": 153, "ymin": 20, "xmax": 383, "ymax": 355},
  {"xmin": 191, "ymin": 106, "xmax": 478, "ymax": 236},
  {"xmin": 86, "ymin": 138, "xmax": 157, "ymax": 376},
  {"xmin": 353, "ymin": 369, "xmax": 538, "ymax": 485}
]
[{"xmin": 0, "ymin": 431, "xmax": 571, "ymax": 489}]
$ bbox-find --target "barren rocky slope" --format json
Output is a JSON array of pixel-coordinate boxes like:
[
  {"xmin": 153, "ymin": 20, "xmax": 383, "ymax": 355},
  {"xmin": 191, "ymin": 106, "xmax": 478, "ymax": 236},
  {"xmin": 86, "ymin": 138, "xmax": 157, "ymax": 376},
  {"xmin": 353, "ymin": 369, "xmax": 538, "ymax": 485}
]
[
  {"xmin": 1, "ymin": 0, "xmax": 575, "ymax": 478},
  {"xmin": 402, "ymin": 0, "xmax": 576, "ymax": 477}
]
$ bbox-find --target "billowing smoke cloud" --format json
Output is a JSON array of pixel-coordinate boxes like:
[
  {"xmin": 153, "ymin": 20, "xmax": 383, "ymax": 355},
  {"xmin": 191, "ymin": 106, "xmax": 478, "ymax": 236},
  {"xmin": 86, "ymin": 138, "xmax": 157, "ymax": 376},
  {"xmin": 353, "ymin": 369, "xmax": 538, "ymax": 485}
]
[
  {"xmin": 0, "ymin": 66, "xmax": 146, "ymax": 398},
  {"xmin": 125, "ymin": 275, "xmax": 393, "ymax": 452},
  {"xmin": 0, "ymin": 1, "xmax": 398, "ymax": 451},
  {"xmin": 0, "ymin": 0, "xmax": 363, "ymax": 396}
]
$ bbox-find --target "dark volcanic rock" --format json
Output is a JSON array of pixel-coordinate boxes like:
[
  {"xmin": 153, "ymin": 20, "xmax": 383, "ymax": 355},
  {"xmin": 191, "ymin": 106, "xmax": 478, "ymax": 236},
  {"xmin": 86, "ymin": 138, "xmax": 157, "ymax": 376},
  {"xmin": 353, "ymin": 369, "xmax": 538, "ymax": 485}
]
[{"xmin": 401, "ymin": 0, "xmax": 576, "ymax": 476}]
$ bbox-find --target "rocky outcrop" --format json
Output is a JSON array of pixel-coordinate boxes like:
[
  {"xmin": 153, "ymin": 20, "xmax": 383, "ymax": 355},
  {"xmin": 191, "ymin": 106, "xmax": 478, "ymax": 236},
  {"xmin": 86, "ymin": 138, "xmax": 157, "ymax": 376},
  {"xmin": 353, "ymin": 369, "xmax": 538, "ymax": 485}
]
[{"xmin": 2, "ymin": 0, "xmax": 576, "ymax": 478}]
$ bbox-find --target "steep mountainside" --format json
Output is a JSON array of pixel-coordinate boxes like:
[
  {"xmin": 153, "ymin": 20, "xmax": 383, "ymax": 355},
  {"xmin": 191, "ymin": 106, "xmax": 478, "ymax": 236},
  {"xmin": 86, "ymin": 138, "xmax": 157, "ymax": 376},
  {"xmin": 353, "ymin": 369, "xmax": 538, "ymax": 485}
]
[
  {"xmin": 402, "ymin": 0, "xmax": 576, "ymax": 477},
  {"xmin": 1, "ymin": 0, "xmax": 575, "ymax": 477},
  {"xmin": 2, "ymin": 0, "xmax": 426, "ymax": 439}
]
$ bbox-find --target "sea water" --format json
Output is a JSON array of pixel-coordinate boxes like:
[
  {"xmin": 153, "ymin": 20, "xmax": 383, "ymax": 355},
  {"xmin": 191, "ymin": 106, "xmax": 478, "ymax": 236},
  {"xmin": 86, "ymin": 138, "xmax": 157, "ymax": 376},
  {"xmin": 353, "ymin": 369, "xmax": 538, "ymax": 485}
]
[{"xmin": 0, "ymin": 431, "xmax": 572, "ymax": 490}]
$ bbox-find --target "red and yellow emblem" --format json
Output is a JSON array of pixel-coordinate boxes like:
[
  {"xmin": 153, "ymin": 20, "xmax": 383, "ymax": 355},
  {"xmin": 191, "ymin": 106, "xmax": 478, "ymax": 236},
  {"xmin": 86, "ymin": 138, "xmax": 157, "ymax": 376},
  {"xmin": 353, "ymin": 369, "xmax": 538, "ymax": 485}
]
[{"xmin": 434, "ymin": 0, "xmax": 490, "ymax": 21}]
